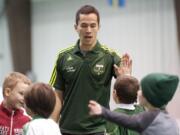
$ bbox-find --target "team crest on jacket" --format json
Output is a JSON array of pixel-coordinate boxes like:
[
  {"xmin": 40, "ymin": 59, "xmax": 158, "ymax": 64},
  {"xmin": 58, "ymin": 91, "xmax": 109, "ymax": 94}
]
[{"xmin": 93, "ymin": 64, "xmax": 105, "ymax": 75}]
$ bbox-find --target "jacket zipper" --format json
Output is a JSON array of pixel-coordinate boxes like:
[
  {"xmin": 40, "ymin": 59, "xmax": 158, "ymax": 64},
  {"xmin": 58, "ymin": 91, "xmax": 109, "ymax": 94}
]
[{"xmin": 10, "ymin": 110, "xmax": 14, "ymax": 135}]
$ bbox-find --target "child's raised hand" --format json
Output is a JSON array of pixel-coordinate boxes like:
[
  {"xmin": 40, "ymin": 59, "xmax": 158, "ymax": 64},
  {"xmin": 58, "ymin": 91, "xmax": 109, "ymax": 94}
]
[
  {"xmin": 114, "ymin": 53, "xmax": 132, "ymax": 76},
  {"xmin": 88, "ymin": 100, "xmax": 102, "ymax": 116}
]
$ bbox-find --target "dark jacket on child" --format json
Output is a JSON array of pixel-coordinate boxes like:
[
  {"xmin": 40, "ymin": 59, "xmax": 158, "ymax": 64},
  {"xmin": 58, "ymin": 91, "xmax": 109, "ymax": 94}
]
[{"xmin": 102, "ymin": 107, "xmax": 179, "ymax": 135}]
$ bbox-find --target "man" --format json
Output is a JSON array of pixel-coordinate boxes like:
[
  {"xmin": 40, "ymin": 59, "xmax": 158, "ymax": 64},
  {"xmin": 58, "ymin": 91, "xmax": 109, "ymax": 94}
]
[{"xmin": 49, "ymin": 5, "xmax": 132, "ymax": 135}]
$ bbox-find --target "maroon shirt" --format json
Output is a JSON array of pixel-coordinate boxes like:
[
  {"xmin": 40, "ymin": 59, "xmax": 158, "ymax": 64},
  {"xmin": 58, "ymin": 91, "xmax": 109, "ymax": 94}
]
[{"xmin": 0, "ymin": 103, "xmax": 30, "ymax": 135}]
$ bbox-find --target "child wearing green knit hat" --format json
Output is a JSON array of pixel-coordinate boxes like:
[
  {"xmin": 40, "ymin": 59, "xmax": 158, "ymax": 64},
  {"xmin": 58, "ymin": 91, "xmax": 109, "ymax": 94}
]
[
  {"xmin": 88, "ymin": 73, "xmax": 179, "ymax": 135},
  {"xmin": 140, "ymin": 73, "xmax": 178, "ymax": 108}
]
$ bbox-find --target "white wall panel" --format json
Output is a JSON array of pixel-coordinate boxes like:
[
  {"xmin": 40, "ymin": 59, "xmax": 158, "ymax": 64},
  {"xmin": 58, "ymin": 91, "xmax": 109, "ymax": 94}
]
[{"xmin": 0, "ymin": 15, "xmax": 13, "ymax": 86}]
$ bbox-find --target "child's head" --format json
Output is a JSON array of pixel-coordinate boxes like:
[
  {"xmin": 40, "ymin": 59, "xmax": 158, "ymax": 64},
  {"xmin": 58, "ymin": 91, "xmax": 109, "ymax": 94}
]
[
  {"xmin": 2, "ymin": 72, "xmax": 32, "ymax": 110},
  {"xmin": 138, "ymin": 73, "xmax": 179, "ymax": 108},
  {"xmin": 24, "ymin": 83, "xmax": 56, "ymax": 118},
  {"xmin": 113, "ymin": 75, "xmax": 139, "ymax": 104}
]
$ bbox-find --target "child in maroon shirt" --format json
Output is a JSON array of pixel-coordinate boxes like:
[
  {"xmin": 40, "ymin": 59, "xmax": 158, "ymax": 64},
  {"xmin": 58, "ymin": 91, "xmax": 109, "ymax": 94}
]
[{"xmin": 0, "ymin": 72, "xmax": 31, "ymax": 135}]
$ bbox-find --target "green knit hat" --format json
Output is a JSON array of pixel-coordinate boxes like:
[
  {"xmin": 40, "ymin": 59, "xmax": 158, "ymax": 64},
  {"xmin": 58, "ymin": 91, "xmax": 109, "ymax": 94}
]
[{"xmin": 141, "ymin": 73, "xmax": 179, "ymax": 108}]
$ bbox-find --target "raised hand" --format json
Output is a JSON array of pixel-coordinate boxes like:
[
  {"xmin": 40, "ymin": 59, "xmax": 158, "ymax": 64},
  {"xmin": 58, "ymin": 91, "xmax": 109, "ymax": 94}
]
[{"xmin": 114, "ymin": 53, "xmax": 132, "ymax": 76}]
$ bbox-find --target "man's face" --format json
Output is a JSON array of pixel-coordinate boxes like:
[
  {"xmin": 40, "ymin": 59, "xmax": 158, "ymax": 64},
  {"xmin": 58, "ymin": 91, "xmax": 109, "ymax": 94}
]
[
  {"xmin": 6, "ymin": 82, "xmax": 29, "ymax": 110},
  {"xmin": 75, "ymin": 13, "xmax": 99, "ymax": 47}
]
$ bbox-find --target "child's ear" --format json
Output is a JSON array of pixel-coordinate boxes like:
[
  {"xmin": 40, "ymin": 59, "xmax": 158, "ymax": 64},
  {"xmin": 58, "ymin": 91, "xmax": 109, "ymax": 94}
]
[
  {"xmin": 113, "ymin": 89, "xmax": 120, "ymax": 103},
  {"xmin": 4, "ymin": 88, "xmax": 11, "ymax": 97},
  {"xmin": 113, "ymin": 89, "xmax": 117, "ymax": 95}
]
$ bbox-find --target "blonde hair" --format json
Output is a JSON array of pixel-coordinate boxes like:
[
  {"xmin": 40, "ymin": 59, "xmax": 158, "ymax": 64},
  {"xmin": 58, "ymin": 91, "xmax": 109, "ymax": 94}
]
[{"xmin": 2, "ymin": 72, "xmax": 31, "ymax": 96}]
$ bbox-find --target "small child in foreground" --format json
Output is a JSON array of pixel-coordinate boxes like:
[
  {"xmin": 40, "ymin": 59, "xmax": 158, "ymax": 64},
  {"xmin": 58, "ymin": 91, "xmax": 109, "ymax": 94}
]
[
  {"xmin": 89, "ymin": 73, "xmax": 179, "ymax": 135},
  {"xmin": 23, "ymin": 82, "xmax": 61, "ymax": 135},
  {"xmin": 0, "ymin": 72, "xmax": 31, "ymax": 135},
  {"xmin": 106, "ymin": 75, "xmax": 144, "ymax": 135}
]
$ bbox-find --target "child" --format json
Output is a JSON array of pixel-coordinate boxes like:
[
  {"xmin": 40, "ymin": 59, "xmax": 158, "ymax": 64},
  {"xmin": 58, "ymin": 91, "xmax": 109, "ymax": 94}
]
[
  {"xmin": 88, "ymin": 73, "xmax": 179, "ymax": 135},
  {"xmin": 0, "ymin": 72, "xmax": 32, "ymax": 135},
  {"xmin": 106, "ymin": 75, "xmax": 144, "ymax": 135},
  {"xmin": 0, "ymin": 86, "xmax": 3, "ymax": 102},
  {"xmin": 23, "ymin": 82, "xmax": 61, "ymax": 135}
]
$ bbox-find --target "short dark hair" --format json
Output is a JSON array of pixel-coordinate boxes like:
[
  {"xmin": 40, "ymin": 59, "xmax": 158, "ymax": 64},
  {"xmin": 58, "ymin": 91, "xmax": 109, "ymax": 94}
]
[
  {"xmin": 75, "ymin": 5, "xmax": 100, "ymax": 25},
  {"xmin": 24, "ymin": 83, "xmax": 56, "ymax": 118},
  {"xmin": 114, "ymin": 75, "xmax": 139, "ymax": 104}
]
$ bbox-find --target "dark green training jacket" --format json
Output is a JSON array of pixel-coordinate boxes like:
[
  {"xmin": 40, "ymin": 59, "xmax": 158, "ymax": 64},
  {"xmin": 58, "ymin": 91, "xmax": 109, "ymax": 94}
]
[{"xmin": 50, "ymin": 40, "xmax": 121, "ymax": 134}]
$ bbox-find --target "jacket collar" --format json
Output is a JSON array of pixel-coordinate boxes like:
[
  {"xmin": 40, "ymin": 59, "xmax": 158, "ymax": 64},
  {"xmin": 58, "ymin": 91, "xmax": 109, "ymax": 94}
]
[
  {"xmin": 73, "ymin": 39, "xmax": 101, "ymax": 54},
  {"xmin": 0, "ymin": 101, "xmax": 23, "ymax": 116}
]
